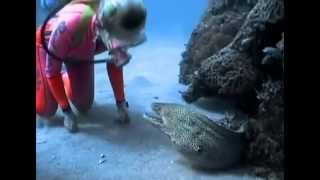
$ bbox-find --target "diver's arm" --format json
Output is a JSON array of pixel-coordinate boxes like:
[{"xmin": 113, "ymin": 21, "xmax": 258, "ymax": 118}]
[{"xmin": 45, "ymin": 21, "xmax": 72, "ymax": 111}]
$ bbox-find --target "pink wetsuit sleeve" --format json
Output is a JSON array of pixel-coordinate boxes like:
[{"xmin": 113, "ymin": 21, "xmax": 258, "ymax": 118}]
[{"xmin": 45, "ymin": 21, "xmax": 71, "ymax": 78}]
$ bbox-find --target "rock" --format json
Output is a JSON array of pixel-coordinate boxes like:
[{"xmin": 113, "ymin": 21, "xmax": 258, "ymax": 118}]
[
  {"xmin": 276, "ymin": 33, "xmax": 284, "ymax": 51},
  {"xmin": 253, "ymin": 166, "xmax": 283, "ymax": 180},
  {"xmin": 179, "ymin": 0, "xmax": 285, "ymax": 176},
  {"xmin": 181, "ymin": 0, "xmax": 284, "ymax": 101},
  {"xmin": 240, "ymin": 37, "xmax": 254, "ymax": 51},
  {"xmin": 198, "ymin": 47, "xmax": 258, "ymax": 96},
  {"xmin": 244, "ymin": 79, "xmax": 284, "ymax": 172},
  {"xmin": 263, "ymin": 47, "xmax": 282, "ymax": 59},
  {"xmin": 261, "ymin": 47, "xmax": 282, "ymax": 69},
  {"xmin": 179, "ymin": 1, "xmax": 253, "ymax": 84}
]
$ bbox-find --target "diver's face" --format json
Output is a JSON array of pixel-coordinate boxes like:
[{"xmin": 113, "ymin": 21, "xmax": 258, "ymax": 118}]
[
  {"xmin": 98, "ymin": 25, "xmax": 145, "ymax": 48},
  {"xmin": 96, "ymin": 18, "xmax": 127, "ymax": 46},
  {"xmin": 108, "ymin": 23, "xmax": 142, "ymax": 44}
]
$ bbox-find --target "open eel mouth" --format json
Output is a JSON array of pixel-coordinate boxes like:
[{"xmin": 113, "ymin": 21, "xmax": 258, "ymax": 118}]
[
  {"xmin": 143, "ymin": 110, "xmax": 164, "ymax": 127},
  {"xmin": 142, "ymin": 103, "xmax": 165, "ymax": 127}
]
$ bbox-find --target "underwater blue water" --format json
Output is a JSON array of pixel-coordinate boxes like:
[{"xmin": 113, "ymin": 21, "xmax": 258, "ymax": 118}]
[
  {"xmin": 36, "ymin": 0, "xmax": 208, "ymax": 43},
  {"xmin": 40, "ymin": 0, "xmax": 57, "ymax": 8},
  {"xmin": 36, "ymin": 1, "xmax": 259, "ymax": 179},
  {"xmin": 143, "ymin": 0, "xmax": 207, "ymax": 41}
]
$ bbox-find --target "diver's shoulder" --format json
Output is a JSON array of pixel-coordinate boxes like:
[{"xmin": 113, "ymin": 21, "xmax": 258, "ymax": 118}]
[
  {"xmin": 55, "ymin": 5, "xmax": 93, "ymax": 25},
  {"xmin": 67, "ymin": 0, "xmax": 100, "ymax": 12},
  {"xmin": 58, "ymin": 3, "xmax": 94, "ymax": 15}
]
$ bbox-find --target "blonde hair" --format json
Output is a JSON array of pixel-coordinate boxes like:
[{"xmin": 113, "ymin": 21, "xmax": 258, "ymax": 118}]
[{"xmin": 96, "ymin": 0, "xmax": 146, "ymax": 43}]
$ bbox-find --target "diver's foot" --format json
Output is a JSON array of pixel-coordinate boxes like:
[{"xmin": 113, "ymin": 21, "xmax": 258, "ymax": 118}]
[
  {"xmin": 115, "ymin": 101, "xmax": 130, "ymax": 125},
  {"xmin": 37, "ymin": 115, "xmax": 64, "ymax": 128},
  {"xmin": 63, "ymin": 111, "xmax": 79, "ymax": 133},
  {"xmin": 36, "ymin": 118, "xmax": 45, "ymax": 128}
]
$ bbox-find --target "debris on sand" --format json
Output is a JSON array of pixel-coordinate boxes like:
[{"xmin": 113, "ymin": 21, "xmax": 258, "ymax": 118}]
[
  {"xmin": 36, "ymin": 140, "xmax": 47, "ymax": 144},
  {"xmin": 98, "ymin": 153, "xmax": 107, "ymax": 165},
  {"xmin": 51, "ymin": 156, "xmax": 56, "ymax": 161},
  {"xmin": 98, "ymin": 159, "xmax": 106, "ymax": 165}
]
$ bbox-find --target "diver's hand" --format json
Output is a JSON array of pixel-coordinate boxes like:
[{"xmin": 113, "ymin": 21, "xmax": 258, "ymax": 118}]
[
  {"xmin": 62, "ymin": 109, "xmax": 79, "ymax": 133},
  {"xmin": 109, "ymin": 48, "xmax": 131, "ymax": 67},
  {"xmin": 116, "ymin": 101, "xmax": 130, "ymax": 124}
]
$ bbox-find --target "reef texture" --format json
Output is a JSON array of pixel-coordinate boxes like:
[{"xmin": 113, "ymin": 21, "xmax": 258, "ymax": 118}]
[{"xmin": 179, "ymin": 0, "xmax": 284, "ymax": 178}]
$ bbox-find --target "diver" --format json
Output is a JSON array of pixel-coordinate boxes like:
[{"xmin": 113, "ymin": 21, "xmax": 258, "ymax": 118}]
[{"xmin": 36, "ymin": 0, "xmax": 147, "ymax": 132}]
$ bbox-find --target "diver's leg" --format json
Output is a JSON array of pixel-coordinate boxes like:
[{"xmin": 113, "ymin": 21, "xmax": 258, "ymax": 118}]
[
  {"xmin": 36, "ymin": 28, "xmax": 76, "ymax": 129},
  {"xmin": 61, "ymin": 71, "xmax": 72, "ymax": 102},
  {"xmin": 64, "ymin": 62, "xmax": 94, "ymax": 113},
  {"xmin": 36, "ymin": 32, "xmax": 58, "ymax": 118},
  {"xmin": 36, "ymin": 27, "xmax": 78, "ymax": 133},
  {"xmin": 107, "ymin": 62, "xmax": 130, "ymax": 124},
  {"xmin": 36, "ymin": 39, "xmax": 68, "ymax": 128}
]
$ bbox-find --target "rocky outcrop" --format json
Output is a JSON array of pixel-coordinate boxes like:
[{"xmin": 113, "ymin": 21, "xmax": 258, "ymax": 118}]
[
  {"xmin": 179, "ymin": 0, "xmax": 257, "ymax": 84},
  {"xmin": 179, "ymin": 0, "xmax": 285, "ymax": 178},
  {"xmin": 245, "ymin": 78, "xmax": 284, "ymax": 178}
]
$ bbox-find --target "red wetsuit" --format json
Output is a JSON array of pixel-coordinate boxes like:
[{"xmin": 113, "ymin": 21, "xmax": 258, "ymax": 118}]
[{"xmin": 36, "ymin": 2, "xmax": 127, "ymax": 116}]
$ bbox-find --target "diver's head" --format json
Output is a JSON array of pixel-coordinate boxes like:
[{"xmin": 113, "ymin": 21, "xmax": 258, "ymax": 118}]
[{"xmin": 96, "ymin": 0, "xmax": 147, "ymax": 46}]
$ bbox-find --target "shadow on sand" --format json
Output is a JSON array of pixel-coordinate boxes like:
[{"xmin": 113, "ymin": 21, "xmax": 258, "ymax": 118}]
[{"xmin": 76, "ymin": 103, "xmax": 173, "ymax": 153}]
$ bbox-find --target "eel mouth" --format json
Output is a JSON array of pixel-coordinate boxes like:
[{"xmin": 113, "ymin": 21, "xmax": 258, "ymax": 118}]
[{"xmin": 143, "ymin": 110, "xmax": 164, "ymax": 127}]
